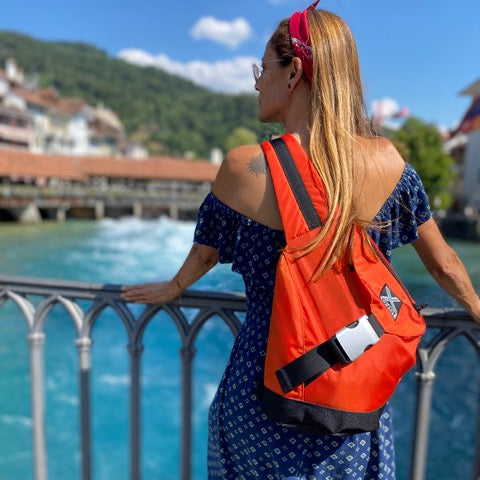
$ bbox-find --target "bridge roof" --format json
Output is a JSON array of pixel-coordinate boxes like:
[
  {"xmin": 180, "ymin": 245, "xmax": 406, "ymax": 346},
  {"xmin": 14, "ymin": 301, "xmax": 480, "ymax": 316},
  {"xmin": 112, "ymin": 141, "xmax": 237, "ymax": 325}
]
[
  {"xmin": 0, "ymin": 148, "xmax": 219, "ymax": 183},
  {"xmin": 0, "ymin": 148, "xmax": 87, "ymax": 181},
  {"xmin": 78, "ymin": 155, "xmax": 219, "ymax": 182}
]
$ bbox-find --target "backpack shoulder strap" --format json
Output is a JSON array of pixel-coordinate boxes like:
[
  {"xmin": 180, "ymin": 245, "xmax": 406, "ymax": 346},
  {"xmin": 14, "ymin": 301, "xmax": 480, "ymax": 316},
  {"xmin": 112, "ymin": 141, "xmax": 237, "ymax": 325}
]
[{"xmin": 261, "ymin": 134, "xmax": 328, "ymax": 238}]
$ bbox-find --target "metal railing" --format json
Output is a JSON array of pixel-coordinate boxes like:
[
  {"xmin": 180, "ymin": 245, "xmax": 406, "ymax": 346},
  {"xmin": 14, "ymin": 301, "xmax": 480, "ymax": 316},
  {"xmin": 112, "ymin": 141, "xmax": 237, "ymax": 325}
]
[{"xmin": 0, "ymin": 273, "xmax": 478, "ymax": 480}]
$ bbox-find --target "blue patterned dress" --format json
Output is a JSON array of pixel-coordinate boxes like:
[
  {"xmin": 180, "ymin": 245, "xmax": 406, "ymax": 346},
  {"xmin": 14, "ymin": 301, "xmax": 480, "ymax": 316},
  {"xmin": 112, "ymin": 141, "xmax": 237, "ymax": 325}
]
[{"xmin": 194, "ymin": 163, "xmax": 432, "ymax": 480}]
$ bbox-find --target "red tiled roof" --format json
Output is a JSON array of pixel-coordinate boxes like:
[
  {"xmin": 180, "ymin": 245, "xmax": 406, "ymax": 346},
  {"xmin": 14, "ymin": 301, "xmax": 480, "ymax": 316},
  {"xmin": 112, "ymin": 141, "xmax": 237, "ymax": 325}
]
[
  {"xmin": 11, "ymin": 87, "xmax": 51, "ymax": 109},
  {"xmin": 9, "ymin": 87, "xmax": 87, "ymax": 115},
  {"xmin": 0, "ymin": 148, "xmax": 219, "ymax": 183},
  {"xmin": 78, "ymin": 155, "xmax": 218, "ymax": 182},
  {"xmin": 0, "ymin": 148, "xmax": 86, "ymax": 181},
  {"xmin": 56, "ymin": 97, "xmax": 87, "ymax": 115}
]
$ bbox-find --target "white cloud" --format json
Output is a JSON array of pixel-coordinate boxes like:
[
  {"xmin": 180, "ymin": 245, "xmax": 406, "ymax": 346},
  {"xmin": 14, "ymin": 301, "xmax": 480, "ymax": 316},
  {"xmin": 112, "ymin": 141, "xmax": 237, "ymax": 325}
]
[
  {"xmin": 190, "ymin": 16, "xmax": 252, "ymax": 49},
  {"xmin": 117, "ymin": 48, "xmax": 156, "ymax": 68},
  {"xmin": 370, "ymin": 97, "xmax": 409, "ymax": 129},
  {"xmin": 117, "ymin": 48, "xmax": 257, "ymax": 94},
  {"xmin": 371, "ymin": 97, "xmax": 401, "ymax": 118}
]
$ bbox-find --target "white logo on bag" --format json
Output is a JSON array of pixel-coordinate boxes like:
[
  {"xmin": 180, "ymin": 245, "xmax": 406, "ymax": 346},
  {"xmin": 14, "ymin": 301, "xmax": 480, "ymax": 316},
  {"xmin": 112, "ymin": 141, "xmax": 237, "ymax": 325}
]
[{"xmin": 380, "ymin": 285, "xmax": 402, "ymax": 320}]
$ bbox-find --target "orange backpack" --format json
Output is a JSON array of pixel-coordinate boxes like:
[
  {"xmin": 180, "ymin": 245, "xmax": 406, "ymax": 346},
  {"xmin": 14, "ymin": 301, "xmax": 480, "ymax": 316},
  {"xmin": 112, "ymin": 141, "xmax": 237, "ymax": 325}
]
[{"xmin": 261, "ymin": 134, "xmax": 425, "ymax": 435}]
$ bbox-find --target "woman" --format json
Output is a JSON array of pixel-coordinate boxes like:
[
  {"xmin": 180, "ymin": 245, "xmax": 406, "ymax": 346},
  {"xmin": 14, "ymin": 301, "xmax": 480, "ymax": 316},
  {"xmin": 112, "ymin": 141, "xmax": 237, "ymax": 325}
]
[{"xmin": 122, "ymin": 3, "xmax": 480, "ymax": 478}]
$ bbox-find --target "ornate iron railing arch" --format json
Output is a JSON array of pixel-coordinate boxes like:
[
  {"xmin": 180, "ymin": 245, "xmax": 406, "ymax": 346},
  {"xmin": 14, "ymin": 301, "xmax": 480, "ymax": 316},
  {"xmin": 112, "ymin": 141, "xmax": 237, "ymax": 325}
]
[{"xmin": 0, "ymin": 274, "xmax": 478, "ymax": 480}]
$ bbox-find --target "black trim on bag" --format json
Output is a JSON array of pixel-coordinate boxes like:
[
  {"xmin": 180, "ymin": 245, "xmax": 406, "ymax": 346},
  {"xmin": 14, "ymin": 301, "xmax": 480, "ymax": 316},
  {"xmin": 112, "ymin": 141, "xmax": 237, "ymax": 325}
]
[
  {"xmin": 262, "ymin": 387, "xmax": 384, "ymax": 435},
  {"xmin": 270, "ymin": 137, "xmax": 322, "ymax": 230}
]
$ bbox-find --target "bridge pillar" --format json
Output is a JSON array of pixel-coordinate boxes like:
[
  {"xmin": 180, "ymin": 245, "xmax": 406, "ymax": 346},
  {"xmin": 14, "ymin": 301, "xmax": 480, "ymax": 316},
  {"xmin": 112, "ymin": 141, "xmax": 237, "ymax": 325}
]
[
  {"xmin": 94, "ymin": 201, "xmax": 105, "ymax": 221},
  {"xmin": 169, "ymin": 203, "xmax": 179, "ymax": 220},
  {"xmin": 19, "ymin": 202, "xmax": 42, "ymax": 223},
  {"xmin": 56, "ymin": 208, "xmax": 66, "ymax": 222},
  {"xmin": 133, "ymin": 201, "xmax": 143, "ymax": 218}
]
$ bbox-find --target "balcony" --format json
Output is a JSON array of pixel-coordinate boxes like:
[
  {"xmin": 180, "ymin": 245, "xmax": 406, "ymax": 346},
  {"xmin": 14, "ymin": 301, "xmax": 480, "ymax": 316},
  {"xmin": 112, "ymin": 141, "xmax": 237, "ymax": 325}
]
[
  {"xmin": 0, "ymin": 123, "xmax": 31, "ymax": 145},
  {"xmin": 0, "ymin": 274, "xmax": 478, "ymax": 480}
]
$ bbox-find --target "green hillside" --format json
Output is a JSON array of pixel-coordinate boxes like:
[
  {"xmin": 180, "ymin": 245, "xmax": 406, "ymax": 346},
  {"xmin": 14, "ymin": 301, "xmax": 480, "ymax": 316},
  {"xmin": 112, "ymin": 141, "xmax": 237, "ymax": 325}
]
[{"xmin": 0, "ymin": 31, "xmax": 282, "ymax": 158}]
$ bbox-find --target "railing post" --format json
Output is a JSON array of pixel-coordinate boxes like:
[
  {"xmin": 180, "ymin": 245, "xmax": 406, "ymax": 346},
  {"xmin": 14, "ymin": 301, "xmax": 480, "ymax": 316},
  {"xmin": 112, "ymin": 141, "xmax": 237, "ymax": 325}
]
[
  {"xmin": 410, "ymin": 370, "xmax": 436, "ymax": 480},
  {"xmin": 128, "ymin": 342, "xmax": 144, "ymax": 480},
  {"xmin": 77, "ymin": 337, "xmax": 93, "ymax": 480},
  {"xmin": 29, "ymin": 331, "xmax": 47, "ymax": 480},
  {"xmin": 473, "ymin": 404, "xmax": 480, "ymax": 480},
  {"xmin": 180, "ymin": 346, "xmax": 196, "ymax": 480}
]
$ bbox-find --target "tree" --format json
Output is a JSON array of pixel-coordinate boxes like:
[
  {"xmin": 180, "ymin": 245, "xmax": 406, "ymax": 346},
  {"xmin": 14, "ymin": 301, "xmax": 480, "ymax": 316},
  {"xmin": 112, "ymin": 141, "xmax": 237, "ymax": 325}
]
[
  {"xmin": 224, "ymin": 127, "xmax": 258, "ymax": 151},
  {"xmin": 390, "ymin": 117, "xmax": 454, "ymax": 210}
]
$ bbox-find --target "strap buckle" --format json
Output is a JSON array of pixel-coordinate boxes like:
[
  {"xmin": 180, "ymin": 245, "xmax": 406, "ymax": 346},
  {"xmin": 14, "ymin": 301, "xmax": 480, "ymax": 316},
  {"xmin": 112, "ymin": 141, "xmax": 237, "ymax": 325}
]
[
  {"xmin": 274, "ymin": 313, "xmax": 385, "ymax": 393},
  {"xmin": 332, "ymin": 314, "xmax": 382, "ymax": 363}
]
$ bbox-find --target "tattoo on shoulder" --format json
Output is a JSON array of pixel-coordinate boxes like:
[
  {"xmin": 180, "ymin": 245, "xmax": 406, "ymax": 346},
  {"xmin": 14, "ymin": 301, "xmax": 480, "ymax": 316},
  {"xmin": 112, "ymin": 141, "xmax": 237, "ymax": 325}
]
[{"xmin": 247, "ymin": 154, "xmax": 266, "ymax": 176}]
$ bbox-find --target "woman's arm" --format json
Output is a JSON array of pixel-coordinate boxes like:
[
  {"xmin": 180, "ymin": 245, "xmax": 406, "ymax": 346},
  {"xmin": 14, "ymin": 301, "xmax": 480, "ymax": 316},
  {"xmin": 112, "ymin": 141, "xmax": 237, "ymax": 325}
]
[
  {"xmin": 121, "ymin": 243, "xmax": 219, "ymax": 304},
  {"xmin": 413, "ymin": 218, "xmax": 480, "ymax": 322}
]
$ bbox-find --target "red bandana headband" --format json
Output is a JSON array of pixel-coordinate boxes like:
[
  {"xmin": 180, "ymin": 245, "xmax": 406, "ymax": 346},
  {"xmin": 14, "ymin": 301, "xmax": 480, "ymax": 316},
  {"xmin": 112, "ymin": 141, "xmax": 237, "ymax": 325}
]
[{"xmin": 288, "ymin": 0, "xmax": 320, "ymax": 83}]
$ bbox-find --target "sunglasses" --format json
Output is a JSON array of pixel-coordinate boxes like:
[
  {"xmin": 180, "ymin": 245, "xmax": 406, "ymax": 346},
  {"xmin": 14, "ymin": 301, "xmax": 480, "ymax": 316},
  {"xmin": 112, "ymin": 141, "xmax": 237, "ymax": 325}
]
[{"xmin": 252, "ymin": 59, "xmax": 284, "ymax": 81}]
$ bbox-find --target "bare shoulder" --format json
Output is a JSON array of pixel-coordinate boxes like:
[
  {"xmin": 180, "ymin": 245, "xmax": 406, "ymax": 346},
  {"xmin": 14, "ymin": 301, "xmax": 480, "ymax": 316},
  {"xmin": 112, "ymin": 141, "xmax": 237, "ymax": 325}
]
[
  {"xmin": 218, "ymin": 144, "xmax": 265, "ymax": 175},
  {"xmin": 211, "ymin": 143, "xmax": 283, "ymax": 230},
  {"xmin": 212, "ymin": 144, "xmax": 266, "ymax": 197},
  {"xmin": 366, "ymin": 136, "xmax": 405, "ymax": 172},
  {"xmin": 354, "ymin": 136, "xmax": 407, "ymax": 222},
  {"xmin": 355, "ymin": 136, "xmax": 405, "ymax": 181}
]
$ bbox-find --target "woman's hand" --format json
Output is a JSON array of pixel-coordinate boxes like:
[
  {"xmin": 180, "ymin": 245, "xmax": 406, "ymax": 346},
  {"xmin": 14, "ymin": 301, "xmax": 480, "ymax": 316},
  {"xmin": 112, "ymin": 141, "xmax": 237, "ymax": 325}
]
[
  {"xmin": 121, "ymin": 280, "xmax": 181, "ymax": 305},
  {"xmin": 121, "ymin": 243, "xmax": 218, "ymax": 305}
]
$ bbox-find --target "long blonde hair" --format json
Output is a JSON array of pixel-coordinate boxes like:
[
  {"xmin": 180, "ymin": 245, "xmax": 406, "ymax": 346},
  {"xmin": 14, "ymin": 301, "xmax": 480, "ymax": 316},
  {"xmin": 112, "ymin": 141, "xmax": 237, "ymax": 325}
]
[{"xmin": 270, "ymin": 10, "xmax": 373, "ymax": 278}]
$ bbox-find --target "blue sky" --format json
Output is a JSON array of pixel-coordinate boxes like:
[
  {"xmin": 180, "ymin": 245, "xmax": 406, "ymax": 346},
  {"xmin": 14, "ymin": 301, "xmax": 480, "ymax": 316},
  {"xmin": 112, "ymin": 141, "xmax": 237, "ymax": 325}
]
[{"xmin": 0, "ymin": 0, "xmax": 478, "ymax": 130}]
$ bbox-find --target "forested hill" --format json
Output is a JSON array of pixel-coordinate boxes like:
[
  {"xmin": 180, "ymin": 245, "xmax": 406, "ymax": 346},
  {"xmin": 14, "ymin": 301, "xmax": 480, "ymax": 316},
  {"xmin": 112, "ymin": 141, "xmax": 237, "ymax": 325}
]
[{"xmin": 0, "ymin": 31, "xmax": 282, "ymax": 158}]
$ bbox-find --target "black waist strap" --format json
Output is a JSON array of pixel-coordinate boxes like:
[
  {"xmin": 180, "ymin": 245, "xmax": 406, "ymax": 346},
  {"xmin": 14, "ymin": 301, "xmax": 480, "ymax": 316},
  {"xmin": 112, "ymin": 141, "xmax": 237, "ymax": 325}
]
[{"xmin": 275, "ymin": 314, "xmax": 384, "ymax": 393}]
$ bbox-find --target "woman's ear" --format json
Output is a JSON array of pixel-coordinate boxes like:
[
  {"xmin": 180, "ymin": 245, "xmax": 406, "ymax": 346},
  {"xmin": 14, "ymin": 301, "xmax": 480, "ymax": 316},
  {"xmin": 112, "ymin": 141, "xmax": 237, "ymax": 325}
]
[{"xmin": 287, "ymin": 57, "xmax": 304, "ymax": 90}]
